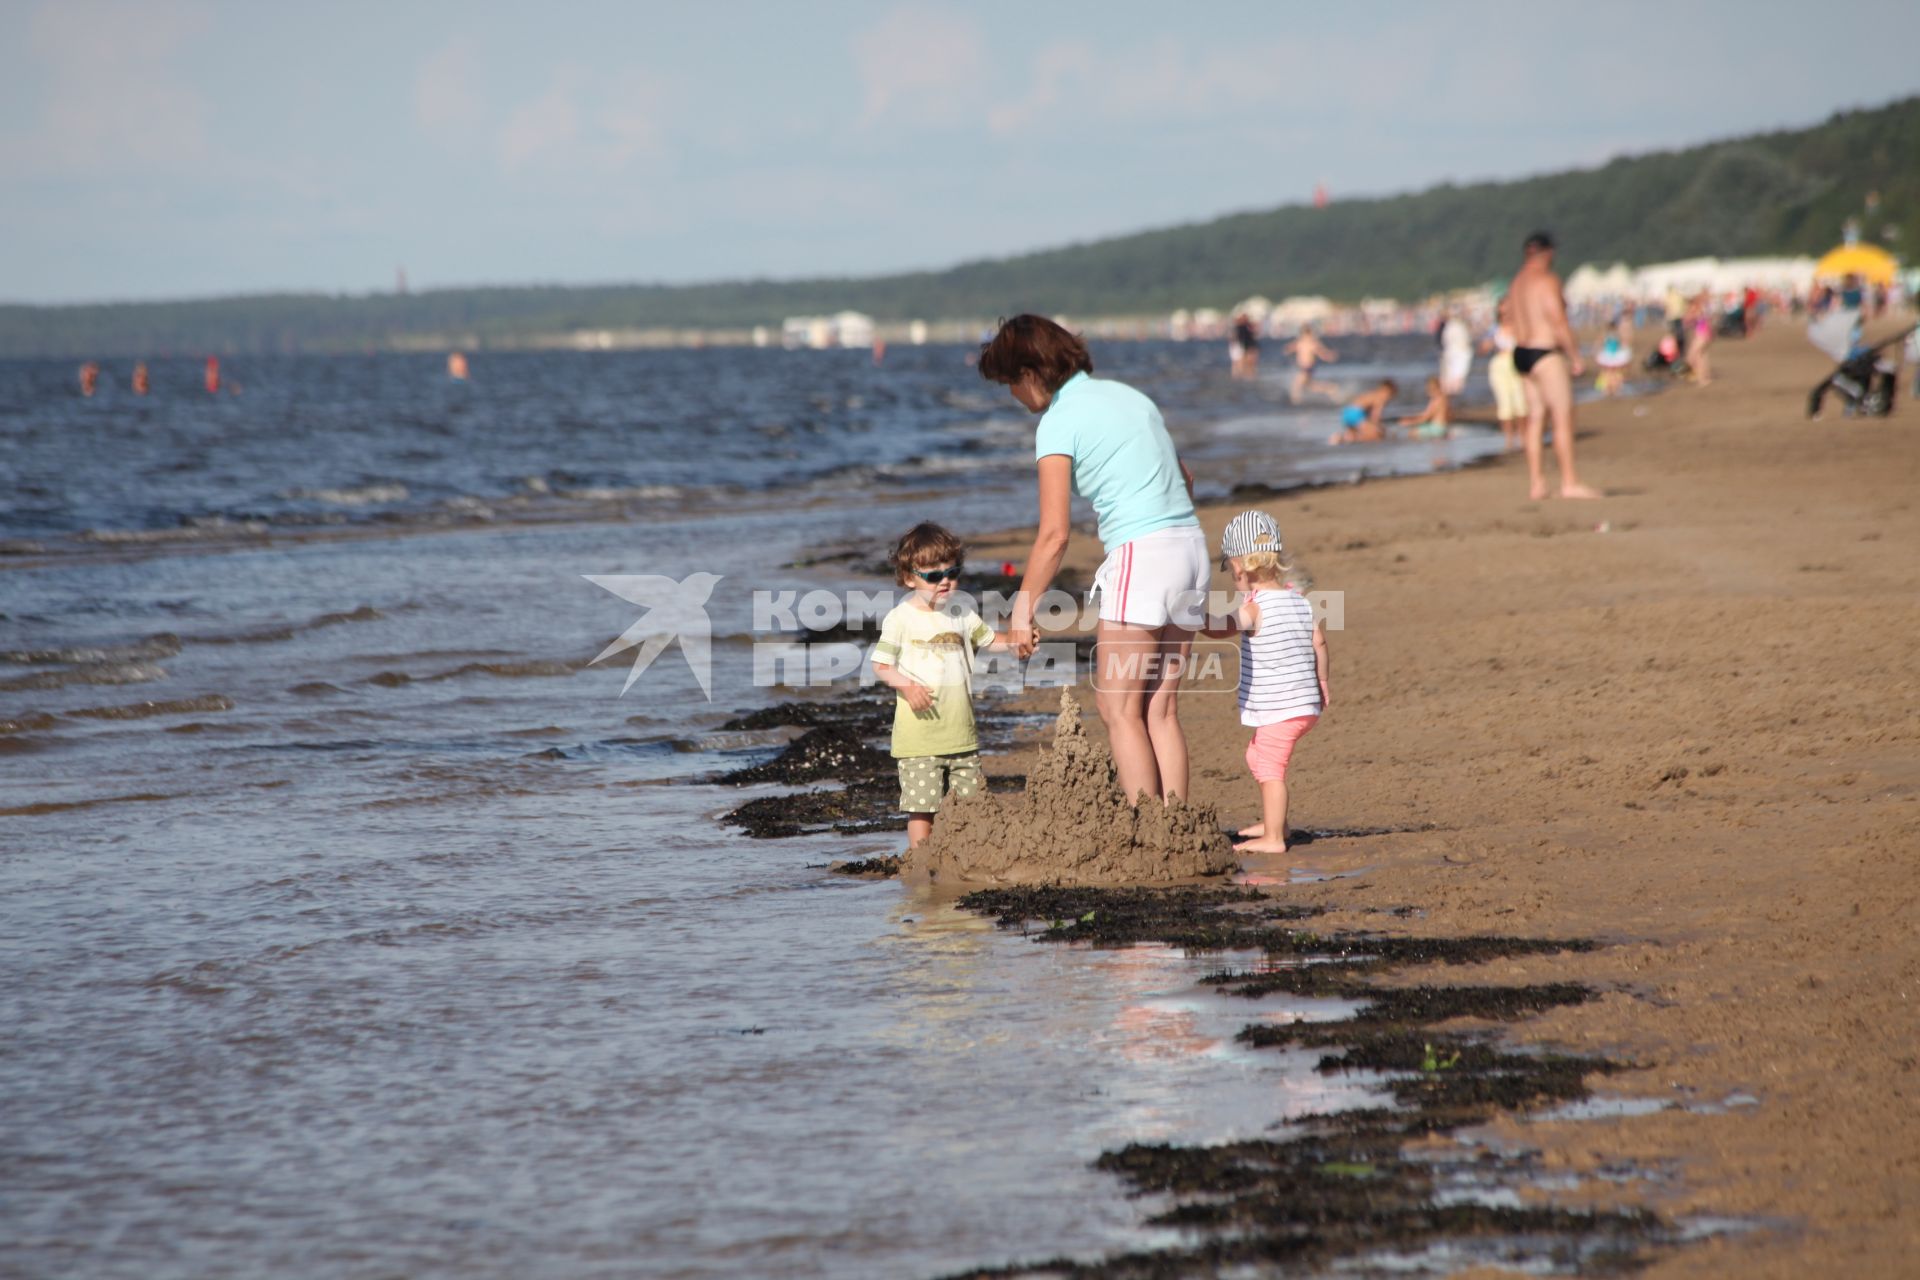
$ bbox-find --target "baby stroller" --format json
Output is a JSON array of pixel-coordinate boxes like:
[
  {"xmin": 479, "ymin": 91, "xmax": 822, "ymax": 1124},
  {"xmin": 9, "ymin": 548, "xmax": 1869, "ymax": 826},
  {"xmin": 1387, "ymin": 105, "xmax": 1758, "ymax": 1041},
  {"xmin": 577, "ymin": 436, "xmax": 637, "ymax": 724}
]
[{"xmin": 1806, "ymin": 318, "xmax": 1913, "ymax": 419}]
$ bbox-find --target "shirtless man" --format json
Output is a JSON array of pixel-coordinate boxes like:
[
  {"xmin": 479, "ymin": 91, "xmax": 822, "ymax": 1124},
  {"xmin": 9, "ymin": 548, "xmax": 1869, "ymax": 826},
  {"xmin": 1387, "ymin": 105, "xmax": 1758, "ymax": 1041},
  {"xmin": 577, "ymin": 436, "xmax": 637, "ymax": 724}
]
[
  {"xmin": 1284, "ymin": 325, "xmax": 1342, "ymax": 403},
  {"xmin": 1507, "ymin": 232, "xmax": 1600, "ymax": 500}
]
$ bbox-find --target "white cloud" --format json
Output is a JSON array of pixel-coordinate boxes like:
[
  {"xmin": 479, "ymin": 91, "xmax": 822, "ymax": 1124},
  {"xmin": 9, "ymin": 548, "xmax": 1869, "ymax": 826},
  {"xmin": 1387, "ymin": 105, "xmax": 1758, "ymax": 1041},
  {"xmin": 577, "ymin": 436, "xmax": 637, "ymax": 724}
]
[
  {"xmin": 500, "ymin": 77, "xmax": 584, "ymax": 171},
  {"xmin": 496, "ymin": 69, "xmax": 669, "ymax": 179},
  {"xmin": 414, "ymin": 35, "xmax": 486, "ymax": 138},
  {"xmin": 850, "ymin": 3, "xmax": 988, "ymax": 128},
  {"xmin": 1, "ymin": 0, "xmax": 215, "ymax": 175}
]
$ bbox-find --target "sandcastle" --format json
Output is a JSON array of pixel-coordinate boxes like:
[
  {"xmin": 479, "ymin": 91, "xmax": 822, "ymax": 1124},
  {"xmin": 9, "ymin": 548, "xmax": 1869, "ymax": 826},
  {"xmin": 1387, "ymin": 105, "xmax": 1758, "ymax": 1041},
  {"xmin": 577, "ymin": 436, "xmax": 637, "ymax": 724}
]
[{"xmin": 904, "ymin": 689, "xmax": 1236, "ymax": 885}]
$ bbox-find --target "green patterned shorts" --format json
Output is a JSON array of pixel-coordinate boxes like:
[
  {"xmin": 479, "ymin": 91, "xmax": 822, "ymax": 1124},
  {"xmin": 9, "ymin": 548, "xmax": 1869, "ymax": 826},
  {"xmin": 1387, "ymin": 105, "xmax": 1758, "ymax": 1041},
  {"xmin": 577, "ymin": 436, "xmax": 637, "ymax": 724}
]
[{"xmin": 896, "ymin": 752, "xmax": 983, "ymax": 815}]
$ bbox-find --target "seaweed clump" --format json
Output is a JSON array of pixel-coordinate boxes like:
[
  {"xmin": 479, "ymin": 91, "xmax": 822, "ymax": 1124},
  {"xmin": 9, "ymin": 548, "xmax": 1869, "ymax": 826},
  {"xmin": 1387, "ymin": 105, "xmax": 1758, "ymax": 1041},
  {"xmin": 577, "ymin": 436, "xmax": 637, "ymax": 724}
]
[{"xmin": 941, "ymin": 885, "xmax": 1669, "ymax": 1278}]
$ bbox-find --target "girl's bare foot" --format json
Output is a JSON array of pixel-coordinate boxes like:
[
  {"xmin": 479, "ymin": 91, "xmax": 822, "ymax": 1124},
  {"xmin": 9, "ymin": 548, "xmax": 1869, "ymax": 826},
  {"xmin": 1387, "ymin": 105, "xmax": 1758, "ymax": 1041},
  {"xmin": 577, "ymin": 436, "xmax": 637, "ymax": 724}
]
[
  {"xmin": 1558, "ymin": 483, "xmax": 1603, "ymax": 499},
  {"xmin": 1529, "ymin": 480, "xmax": 1551, "ymax": 501},
  {"xmin": 1237, "ymin": 821, "xmax": 1266, "ymax": 839},
  {"xmin": 1233, "ymin": 837, "xmax": 1290, "ymax": 854}
]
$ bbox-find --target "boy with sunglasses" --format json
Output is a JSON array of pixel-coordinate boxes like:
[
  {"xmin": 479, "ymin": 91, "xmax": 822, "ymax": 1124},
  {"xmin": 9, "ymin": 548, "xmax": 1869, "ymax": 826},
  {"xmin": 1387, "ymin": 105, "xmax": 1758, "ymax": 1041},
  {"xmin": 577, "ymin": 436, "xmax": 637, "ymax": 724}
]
[{"xmin": 872, "ymin": 521, "xmax": 1014, "ymax": 848}]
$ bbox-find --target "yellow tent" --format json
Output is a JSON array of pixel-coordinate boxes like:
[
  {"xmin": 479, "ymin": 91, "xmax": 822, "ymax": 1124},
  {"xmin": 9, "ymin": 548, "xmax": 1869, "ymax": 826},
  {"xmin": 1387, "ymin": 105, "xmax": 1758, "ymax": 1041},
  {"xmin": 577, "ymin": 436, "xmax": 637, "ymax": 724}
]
[{"xmin": 1814, "ymin": 243, "xmax": 1899, "ymax": 285}]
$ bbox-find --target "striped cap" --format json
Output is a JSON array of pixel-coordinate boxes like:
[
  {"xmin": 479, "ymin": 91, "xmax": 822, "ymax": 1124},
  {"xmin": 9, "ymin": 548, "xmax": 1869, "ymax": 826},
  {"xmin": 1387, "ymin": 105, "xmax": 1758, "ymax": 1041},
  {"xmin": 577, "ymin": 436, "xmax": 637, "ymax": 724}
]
[{"xmin": 1221, "ymin": 510, "xmax": 1283, "ymax": 559}]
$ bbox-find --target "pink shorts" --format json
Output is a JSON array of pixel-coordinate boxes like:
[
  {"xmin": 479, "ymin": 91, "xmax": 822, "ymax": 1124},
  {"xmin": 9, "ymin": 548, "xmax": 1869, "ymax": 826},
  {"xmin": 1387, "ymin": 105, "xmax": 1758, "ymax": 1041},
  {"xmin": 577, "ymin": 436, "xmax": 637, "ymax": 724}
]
[{"xmin": 1245, "ymin": 715, "xmax": 1317, "ymax": 782}]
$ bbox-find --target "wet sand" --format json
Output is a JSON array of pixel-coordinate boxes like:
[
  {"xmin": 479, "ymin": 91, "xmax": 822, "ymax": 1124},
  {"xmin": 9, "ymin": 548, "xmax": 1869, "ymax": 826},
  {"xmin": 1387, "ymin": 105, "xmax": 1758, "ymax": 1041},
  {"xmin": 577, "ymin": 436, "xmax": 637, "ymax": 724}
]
[{"xmin": 968, "ymin": 321, "xmax": 1920, "ymax": 1276}]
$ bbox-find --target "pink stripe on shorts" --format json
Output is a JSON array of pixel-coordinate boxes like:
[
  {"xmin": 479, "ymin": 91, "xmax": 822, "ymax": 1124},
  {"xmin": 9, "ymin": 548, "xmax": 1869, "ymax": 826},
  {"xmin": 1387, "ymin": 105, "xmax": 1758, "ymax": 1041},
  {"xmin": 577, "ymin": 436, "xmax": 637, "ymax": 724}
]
[{"xmin": 1244, "ymin": 715, "xmax": 1318, "ymax": 782}]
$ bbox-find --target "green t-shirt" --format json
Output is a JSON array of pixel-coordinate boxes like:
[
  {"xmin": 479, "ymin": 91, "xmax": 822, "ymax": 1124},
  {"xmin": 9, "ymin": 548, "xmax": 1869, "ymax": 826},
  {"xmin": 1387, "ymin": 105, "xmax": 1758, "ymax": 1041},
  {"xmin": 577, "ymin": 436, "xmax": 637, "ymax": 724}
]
[{"xmin": 871, "ymin": 601, "xmax": 994, "ymax": 758}]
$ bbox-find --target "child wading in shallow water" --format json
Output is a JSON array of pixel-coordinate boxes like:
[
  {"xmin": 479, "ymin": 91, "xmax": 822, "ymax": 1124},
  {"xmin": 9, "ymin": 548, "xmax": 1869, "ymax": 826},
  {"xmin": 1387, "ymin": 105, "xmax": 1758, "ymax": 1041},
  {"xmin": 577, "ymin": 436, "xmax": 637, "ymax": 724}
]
[
  {"xmin": 871, "ymin": 522, "xmax": 1013, "ymax": 849},
  {"xmin": 1204, "ymin": 511, "xmax": 1329, "ymax": 854}
]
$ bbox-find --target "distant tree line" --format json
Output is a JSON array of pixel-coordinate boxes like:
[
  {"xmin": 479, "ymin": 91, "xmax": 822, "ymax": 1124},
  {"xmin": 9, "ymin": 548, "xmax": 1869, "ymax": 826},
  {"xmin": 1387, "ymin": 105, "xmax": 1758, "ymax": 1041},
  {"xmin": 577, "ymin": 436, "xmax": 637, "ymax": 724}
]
[{"xmin": 3, "ymin": 96, "xmax": 1913, "ymax": 358}]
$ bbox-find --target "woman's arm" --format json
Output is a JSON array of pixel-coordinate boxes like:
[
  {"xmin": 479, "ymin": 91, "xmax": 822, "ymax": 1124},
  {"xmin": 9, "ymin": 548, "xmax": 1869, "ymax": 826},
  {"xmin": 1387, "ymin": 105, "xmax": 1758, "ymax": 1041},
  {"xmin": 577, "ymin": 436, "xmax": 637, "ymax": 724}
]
[
  {"xmin": 1010, "ymin": 455, "xmax": 1073, "ymax": 657},
  {"xmin": 1201, "ymin": 595, "xmax": 1258, "ymax": 639},
  {"xmin": 1178, "ymin": 455, "xmax": 1196, "ymax": 502}
]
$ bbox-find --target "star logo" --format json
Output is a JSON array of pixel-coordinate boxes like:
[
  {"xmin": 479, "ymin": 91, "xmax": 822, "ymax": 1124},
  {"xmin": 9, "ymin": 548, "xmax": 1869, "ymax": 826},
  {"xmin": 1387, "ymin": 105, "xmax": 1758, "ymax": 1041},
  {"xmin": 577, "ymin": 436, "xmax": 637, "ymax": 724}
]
[{"xmin": 584, "ymin": 572, "xmax": 723, "ymax": 697}]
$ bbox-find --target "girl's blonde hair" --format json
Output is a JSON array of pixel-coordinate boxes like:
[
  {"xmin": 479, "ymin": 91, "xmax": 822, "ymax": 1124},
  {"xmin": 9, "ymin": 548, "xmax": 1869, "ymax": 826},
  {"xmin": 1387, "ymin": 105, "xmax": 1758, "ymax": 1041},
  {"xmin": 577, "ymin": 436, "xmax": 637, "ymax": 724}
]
[
  {"xmin": 1234, "ymin": 548, "xmax": 1293, "ymax": 581},
  {"xmin": 1230, "ymin": 549, "xmax": 1314, "ymax": 592}
]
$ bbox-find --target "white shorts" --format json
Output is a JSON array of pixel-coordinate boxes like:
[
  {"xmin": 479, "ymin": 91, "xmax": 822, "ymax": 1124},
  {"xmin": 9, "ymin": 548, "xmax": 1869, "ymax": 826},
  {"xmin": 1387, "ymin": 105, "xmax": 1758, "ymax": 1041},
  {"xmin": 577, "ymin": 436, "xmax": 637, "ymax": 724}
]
[{"xmin": 1093, "ymin": 524, "xmax": 1209, "ymax": 629}]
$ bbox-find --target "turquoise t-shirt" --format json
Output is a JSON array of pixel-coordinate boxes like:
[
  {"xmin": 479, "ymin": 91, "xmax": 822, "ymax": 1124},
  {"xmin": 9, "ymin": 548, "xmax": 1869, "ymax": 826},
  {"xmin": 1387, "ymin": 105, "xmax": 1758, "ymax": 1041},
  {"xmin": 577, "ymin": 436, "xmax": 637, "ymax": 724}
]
[{"xmin": 1033, "ymin": 372, "xmax": 1198, "ymax": 549}]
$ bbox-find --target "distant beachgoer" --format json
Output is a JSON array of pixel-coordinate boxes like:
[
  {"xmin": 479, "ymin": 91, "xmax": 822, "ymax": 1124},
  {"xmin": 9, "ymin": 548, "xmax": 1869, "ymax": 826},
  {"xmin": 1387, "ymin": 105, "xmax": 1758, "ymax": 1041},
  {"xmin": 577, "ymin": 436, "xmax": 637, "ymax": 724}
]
[
  {"xmin": 131, "ymin": 362, "xmax": 149, "ymax": 396},
  {"xmin": 1284, "ymin": 325, "xmax": 1341, "ymax": 403},
  {"xmin": 78, "ymin": 362, "xmax": 99, "ymax": 397},
  {"xmin": 1200, "ymin": 511, "xmax": 1327, "ymax": 854},
  {"xmin": 872, "ymin": 338, "xmax": 887, "ymax": 366},
  {"xmin": 1397, "ymin": 375, "xmax": 1453, "ymax": 440},
  {"xmin": 1230, "ymin": 313, "xmax": 1260, "ymax": 380},
  {"xmin": 1742, "ymin": 286, "xmax": 1761, "ymax": 336},
  {"xmin": 1482, "ymin": 300, "xmax": 1527, "ymax": 451},
  {"xmin": 447, "ymin": 351, "xmax": 469, "ymax": 380},
  {"xmin": 1328, "ymin": 379, "xmax": 1396, "ymax": 444},
  {"xmin": 979, "ymin": 314, "xmax": 1205, "ymax": 805},
  {"xmin": 871, "ymin": 522, "xmax": 1014, "ymax": 850},
  {"xmin": 1438, "ymin": 310, "xmax": 1472, "ymax": 394},
  {"xmin": 1507, "ymin": 231, "xmax": 1600, "ymax": 500},
  {"xmin": 204, "ymin": 356, "xmax": 221, "ymax": 395},
  {"xmin": 1686, "ymin": 293, "xmax": 1714, "ymax": 387},
  {"xmin": 1595, "ymin": 321, "xmax": 1632, "ymax": 396}
]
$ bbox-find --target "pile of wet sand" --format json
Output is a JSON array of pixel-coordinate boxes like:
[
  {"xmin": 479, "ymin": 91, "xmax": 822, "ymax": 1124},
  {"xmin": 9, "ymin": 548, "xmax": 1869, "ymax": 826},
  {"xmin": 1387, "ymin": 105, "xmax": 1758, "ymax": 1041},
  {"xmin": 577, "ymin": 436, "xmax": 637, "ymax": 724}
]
[{"xmin": 904, "ymin": 690, "xmax": 1235, "ymax": 885}]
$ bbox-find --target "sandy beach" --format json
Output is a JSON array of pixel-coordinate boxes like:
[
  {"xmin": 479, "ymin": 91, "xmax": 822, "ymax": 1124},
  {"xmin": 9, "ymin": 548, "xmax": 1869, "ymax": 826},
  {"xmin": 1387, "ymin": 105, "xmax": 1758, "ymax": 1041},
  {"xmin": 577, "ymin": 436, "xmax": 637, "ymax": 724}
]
[{"xmin": 966, "ymin": 321, "xmax": 1920, "ymax": 1276}]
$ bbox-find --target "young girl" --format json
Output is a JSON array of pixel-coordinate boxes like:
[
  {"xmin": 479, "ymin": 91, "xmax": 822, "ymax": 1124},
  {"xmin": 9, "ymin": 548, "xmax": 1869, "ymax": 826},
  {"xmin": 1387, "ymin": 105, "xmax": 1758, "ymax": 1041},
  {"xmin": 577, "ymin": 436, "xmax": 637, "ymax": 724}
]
[
  {"xmin": 1397, "ymin": 375, "xmax": 1454, "ymax": 440},
  {"xmin": 1203, "ymin": 511, "xmax": 1329, "ymax": 854}
]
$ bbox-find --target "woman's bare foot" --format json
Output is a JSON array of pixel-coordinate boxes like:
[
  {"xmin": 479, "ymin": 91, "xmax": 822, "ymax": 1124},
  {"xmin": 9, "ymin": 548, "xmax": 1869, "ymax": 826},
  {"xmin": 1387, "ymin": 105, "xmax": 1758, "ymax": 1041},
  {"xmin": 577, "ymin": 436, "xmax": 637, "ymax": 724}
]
[
  {"xmin": 1237, "ymin": 821, "xmax": 1266, "ymax": 839},
  {"xmin": 1558, "ymin": 483, "xmax": 1603, "ymax": 499},
  {"xmin": 1529, "ymin": 480, "xmax": 1551, "ymax": 501},
  {"xmin": 1233, "ymin": 837, "xmax": 1290, "ymax": 854}
]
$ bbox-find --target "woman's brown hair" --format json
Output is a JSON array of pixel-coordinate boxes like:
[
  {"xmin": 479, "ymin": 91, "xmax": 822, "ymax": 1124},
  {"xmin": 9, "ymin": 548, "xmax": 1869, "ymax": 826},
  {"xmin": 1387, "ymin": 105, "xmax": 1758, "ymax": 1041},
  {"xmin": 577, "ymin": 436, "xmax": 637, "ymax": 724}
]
[{"xmin": 977, "ymin": 314, "xmax": 1093, "ymax": 392}]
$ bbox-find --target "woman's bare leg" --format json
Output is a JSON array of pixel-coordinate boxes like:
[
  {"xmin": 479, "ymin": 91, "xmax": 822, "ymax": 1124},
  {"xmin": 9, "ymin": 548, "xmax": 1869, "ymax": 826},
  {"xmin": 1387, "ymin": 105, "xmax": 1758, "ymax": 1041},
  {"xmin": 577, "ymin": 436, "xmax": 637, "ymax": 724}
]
[
  {"xmin": 1095, "ymin": 620, "xmax": 1161, "ymax": 803},
  {"xmin": 1145, "ymin": 626, "xmax": 1196, "ymax": 799}
]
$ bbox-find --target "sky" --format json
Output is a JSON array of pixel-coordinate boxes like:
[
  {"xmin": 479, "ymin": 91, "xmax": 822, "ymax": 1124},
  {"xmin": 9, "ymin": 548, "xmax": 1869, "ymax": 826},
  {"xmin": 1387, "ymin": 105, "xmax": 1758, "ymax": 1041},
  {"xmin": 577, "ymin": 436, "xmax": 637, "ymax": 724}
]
[{"xmin": 2, "ymin": 0, "xmax": 1917, "ymax": 304}]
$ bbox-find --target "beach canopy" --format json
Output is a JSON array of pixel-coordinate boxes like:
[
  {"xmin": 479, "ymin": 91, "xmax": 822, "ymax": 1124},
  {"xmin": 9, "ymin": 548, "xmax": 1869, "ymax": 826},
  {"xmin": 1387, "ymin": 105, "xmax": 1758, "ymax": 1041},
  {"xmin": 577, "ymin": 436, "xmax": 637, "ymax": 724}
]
[{"xmin": 1814, "ymin": 243, "xmax": 1898, "ymax": 285}]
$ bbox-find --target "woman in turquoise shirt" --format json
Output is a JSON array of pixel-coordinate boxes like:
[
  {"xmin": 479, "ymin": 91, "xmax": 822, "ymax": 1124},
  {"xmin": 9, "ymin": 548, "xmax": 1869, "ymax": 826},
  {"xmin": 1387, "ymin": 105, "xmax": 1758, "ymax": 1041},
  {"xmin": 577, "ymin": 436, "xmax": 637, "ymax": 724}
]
[{"xmin": 978, "ymin": 314, "xmax": 1206, "ymax": 805}]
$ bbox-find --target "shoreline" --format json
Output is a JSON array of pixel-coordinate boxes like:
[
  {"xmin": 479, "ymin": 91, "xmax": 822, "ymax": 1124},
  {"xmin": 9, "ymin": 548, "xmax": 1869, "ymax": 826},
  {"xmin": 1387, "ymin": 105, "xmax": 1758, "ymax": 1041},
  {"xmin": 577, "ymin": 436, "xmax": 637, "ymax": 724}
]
[{"xmin": 944, "ymin": 321, "xmax": 1917, "ymax": 1275}]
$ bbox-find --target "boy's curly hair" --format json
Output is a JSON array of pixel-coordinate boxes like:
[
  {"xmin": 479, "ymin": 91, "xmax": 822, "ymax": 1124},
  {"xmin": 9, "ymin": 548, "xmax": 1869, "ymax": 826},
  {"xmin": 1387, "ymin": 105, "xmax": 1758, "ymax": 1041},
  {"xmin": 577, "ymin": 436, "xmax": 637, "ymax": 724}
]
[{"xmin": 888, "ymin": 522, "xmax": 966, "ymax": 585}]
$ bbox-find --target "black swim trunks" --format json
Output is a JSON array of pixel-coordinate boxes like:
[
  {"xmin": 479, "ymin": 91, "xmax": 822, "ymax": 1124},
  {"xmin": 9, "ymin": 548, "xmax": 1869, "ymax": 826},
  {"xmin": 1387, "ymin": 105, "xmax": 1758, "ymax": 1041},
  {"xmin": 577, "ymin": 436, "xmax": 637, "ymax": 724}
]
[{"xmin": 1513, "ymin": 346, "xmax": 1559, "ymax": 375}]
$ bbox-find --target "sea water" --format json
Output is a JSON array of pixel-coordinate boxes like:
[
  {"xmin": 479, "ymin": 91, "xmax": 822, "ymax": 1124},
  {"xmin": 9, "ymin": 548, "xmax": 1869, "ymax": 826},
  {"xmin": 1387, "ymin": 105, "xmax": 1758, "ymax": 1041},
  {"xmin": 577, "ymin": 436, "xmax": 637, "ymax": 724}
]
[{"xmin": 1, "ymin": 339, "xmax": 1492, "ymax": 1278}]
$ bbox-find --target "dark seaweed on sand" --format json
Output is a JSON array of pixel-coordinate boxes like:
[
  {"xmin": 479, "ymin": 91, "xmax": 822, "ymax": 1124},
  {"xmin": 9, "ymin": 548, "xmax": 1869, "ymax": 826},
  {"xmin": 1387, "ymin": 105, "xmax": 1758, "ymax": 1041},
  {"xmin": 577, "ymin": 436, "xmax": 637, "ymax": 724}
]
[{"xmin": 941, "ymin": 886, "xmax": 1669, "ymax": 1279}]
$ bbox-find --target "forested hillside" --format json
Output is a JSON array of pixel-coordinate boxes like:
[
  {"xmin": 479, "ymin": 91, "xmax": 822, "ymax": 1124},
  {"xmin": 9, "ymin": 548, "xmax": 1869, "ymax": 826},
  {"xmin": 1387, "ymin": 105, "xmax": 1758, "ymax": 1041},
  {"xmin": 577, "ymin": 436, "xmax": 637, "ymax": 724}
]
[{"xmin": 4, "ymin": 96, "xmax": 1912, "ymax": 356}]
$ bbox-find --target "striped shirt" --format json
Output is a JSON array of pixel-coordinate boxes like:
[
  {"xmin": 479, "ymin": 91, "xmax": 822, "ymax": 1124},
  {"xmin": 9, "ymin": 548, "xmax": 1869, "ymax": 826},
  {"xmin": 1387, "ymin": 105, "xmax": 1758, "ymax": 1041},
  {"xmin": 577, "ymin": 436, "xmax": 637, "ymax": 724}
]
[{"xmin": 1238, "ymin": 588, "xmax": 1322, "ymax": 726}]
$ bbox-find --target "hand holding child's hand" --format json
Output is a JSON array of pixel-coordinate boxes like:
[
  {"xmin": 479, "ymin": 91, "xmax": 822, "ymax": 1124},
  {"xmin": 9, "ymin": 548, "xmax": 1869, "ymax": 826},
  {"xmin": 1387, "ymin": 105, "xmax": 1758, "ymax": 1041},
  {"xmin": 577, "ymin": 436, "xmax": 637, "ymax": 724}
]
[{"xmin": 902, "ymin": 681, "xmax": 935, "ymax": 714}]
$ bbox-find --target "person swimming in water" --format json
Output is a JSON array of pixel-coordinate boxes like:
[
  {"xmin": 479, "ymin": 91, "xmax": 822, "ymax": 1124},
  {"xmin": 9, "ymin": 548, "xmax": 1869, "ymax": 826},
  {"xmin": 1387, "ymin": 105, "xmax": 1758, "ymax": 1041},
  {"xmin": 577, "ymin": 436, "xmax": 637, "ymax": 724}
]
[{"xmin": 1285, "ymin": 325, "xmax": 1342, "ymax": 403}]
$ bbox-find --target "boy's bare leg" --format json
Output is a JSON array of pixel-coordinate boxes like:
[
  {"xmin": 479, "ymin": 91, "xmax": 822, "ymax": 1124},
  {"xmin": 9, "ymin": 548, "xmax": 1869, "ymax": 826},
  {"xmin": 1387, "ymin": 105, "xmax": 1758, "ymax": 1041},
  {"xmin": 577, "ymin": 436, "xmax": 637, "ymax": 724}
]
[
  {"xmin": 1095, "ymin": 621, "xmax": 1163, "ymax": 804},
  {"xmin": 1234, "ymin": 779, "xmax": 1290, "ymax": 853},
  {"xmin": 907, "ymin": 814, "xmax": 933, "ymax": 847},
  {"xmin": 1145, "ymin": 626, "xmax": 1196, "ymax": 800}
]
